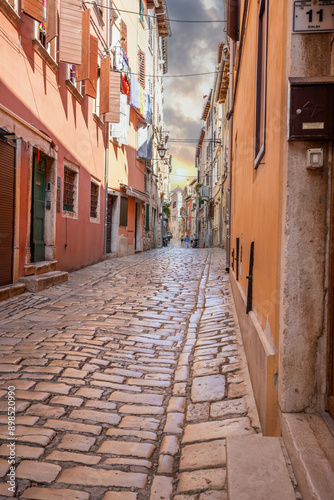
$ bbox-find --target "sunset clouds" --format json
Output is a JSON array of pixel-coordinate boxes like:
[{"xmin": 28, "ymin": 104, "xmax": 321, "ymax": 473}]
[{"xmin": 164, "ymin": 0, "xmax": 225, "ymax": 187}]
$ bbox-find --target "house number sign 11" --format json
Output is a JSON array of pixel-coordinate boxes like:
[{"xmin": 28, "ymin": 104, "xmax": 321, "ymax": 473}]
[{"xmin": 293, "ymin": 0, "xmax": 334, "ymax": 32}]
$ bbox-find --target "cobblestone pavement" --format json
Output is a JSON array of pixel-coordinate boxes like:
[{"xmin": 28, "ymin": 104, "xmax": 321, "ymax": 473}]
[{"xmin": 0, "ymin": 245, "xmax": 295, "ymax": 499}]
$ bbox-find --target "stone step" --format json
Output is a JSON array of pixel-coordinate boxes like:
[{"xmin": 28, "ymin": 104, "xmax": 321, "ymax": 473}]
[
  {"xmin": 226, "ymin": 434, "xmax": 296, "ymax": 500},
  {"xmin": 24, "ymin": 260, "xmax": 57, "ymax": 276},
  {"xmin": 19, "ymin": 271, "xmax": 68, "ymax": 292},
  {"xmin": 103, "ymin": 253, "xmax": 117, "ymax": 260},
  {"xmin": 280, "ymin": 412, "xmax": 334, "ymax": 500},
  {"xmin": 0, "ymin": 283, "xmax": 25, "ymax": 302}
]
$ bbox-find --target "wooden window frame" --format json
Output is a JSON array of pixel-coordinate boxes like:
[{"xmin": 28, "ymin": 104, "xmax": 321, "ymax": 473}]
[
  {"xmin": 254, "ymin": 0, "xmax": 268, "ymax": 168},
  {"xmin": 119, "ymin": 196, "xmax": 128, "ymax": 227},
  {"xmin": 63, "ymin": 163, "xmax": 79, "ymax": 218}
]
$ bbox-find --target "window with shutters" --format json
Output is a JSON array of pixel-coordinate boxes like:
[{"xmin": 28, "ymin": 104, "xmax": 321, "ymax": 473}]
[
  {"xmin": 120, "ymin": 197, "xmax": 128, "ymax": 227},
  {"xmin": 90, "ymin": 179, "xmax": 100, "ymax": 221},
  {"xmin": 145, "ymin": 204, "xmax": 150, "ymax": 231},
  {"xmin": 138, "ymin": 48, "xmax": 145, "ymax": 88},
  {"xmin": 63, "ymin": 164, "xmax": 79, "ymax": 217},
  {"xmin": 255, "ymin": 0, "xmax": 268, "ymax": 168}
]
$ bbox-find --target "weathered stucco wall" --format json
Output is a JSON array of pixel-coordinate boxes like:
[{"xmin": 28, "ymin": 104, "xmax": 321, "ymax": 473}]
[{"xmin": 279, "ymin": 7, "xmax": 333, "ymax": 412}]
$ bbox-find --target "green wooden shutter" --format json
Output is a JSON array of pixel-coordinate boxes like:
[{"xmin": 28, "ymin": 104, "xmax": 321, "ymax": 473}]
[{"xmin": 145, "ymin": 204, "xmax": 149, "ymax": 231}]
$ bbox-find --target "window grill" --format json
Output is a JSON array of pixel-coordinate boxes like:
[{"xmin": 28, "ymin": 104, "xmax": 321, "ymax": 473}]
[
  {"xmin": 90, "ymin": 182, "xmax": 99, "ymax": 218},
  {"xmin": 63, "ymin": 167, "xmax": 75, "ymax": 212}
]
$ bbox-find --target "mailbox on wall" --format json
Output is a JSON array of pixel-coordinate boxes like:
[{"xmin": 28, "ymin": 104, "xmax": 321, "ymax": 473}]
[{"xmin": 289, "ymin": 78, "xmax": 334, "ymax": 140}]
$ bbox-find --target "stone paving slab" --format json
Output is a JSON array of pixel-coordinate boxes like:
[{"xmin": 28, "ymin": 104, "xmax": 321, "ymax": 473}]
[{"xmin": 0, "ymin": 247, "xmax": 300, "ymax": 499}]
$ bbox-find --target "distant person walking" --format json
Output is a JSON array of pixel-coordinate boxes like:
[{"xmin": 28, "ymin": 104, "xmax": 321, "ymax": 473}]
[
  {"xmin": 190, "ymin": 234, "xmax": 194, "ymax": 246},
  {"xmin": 181, "ymin": 235, "xmax": 184, "ymax": 247},
  {"xmin": 185, "ymin": 235, "xmax": 190, "ymax": 248}
]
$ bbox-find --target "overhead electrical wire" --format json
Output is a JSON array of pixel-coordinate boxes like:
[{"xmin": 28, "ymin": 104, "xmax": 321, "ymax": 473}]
[
  {"xmin": 85, "ymin": 3, "xmax": 226, "ymax": 23},
  {"xmin": 132, "ymin": 71, "xmax": 219, "ymax": 78}
]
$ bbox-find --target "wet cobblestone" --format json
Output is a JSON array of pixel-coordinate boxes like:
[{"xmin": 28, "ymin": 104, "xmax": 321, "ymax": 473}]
[{"xmin": 0, "ymin": 246, "xmax": 295, "ymax": 499}]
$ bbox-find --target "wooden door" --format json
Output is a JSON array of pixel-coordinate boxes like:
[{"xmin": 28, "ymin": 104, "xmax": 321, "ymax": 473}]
[
  {"xmin": 31, "ymin": 153, "xmax": 46, "ymax": 262},
  {"xmin": 0, "ymin": 141, "xmax": 15, "ymax": 286}
]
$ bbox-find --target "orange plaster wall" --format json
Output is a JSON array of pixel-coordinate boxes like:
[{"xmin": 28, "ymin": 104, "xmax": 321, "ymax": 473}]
[{"xmin": 231, "ymin": 0, "xmax": 286, "ymax": 347}]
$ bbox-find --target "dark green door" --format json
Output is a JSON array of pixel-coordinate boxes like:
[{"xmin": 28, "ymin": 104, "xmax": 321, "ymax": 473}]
[{"xmin": 31, "ymin": 153, "xmax": 46, "ymax": 262}]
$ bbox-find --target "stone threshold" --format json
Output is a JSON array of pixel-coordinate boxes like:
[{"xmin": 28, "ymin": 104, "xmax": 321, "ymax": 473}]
[
  {"xmin": 0, "ymin": 282, "xmax": 25, "ymax": 301},
  {"xmin": 280, "ymin": 411, "xmax": 334, "ymax": 500}
]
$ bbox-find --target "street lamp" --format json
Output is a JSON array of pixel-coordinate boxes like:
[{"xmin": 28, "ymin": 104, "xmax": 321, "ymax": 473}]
[{"xmin": 157, "ymin": 144, "xmax": 167, "ymax": 159}]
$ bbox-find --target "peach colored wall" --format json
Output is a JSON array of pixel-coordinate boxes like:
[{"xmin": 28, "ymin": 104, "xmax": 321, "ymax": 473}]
[
  {"xmin": 229, "ymin": 0, "xmax": 287, "ymax": 435},
  {"xmin": 231, "ymin": 0, "xmax": 286, "ymax": 347},
  {"xmin": 1, "ymin": 9, "xmax": 106, "ymax": 273}
]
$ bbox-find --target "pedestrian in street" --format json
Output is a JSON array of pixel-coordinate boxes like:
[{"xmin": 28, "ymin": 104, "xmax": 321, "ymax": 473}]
[
  {"xmin": 190, "ymin": 234, "xmax": 194, "ymax": 246},
  {"xmin": 185, "ymin": 234, "xmax": 190, "ymax": 248},
  {"xmin": 181, "ymin": 235, "xmax": 184, "ymax": 247}
]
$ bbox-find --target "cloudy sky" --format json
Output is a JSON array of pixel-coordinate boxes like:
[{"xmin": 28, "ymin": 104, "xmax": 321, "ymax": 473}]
[{"xmin": 164, "ymin": 0, "xmax": 225, "ymax": 189}]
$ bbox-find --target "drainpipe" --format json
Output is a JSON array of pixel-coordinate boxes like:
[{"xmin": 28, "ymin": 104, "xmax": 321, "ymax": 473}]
[{"xmin": 103, "ymin": 0, "xmax": 111, "ymax": 255}]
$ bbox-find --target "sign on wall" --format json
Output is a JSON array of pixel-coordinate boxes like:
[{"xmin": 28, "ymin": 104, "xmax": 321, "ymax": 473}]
[{"xmin": 293, "ymin": 0, "xmax": 334, "ymax": 32}]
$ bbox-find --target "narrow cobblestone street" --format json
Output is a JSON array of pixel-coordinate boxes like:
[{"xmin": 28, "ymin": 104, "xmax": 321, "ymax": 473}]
[{"xmin": 0, "ymin": 245, "xmax": 298, "ymax": 499}]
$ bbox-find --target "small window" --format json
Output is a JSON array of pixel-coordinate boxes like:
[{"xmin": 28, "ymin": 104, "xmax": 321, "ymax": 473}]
[
  {"xmin": 93, "ymin": 65, "xmax": 101, "ymax": 116},
  {"xmin": 138, "ymin": 48, "xmax": 145, "ymax": 88},
  {"xmin": 145, "ymin": 204, "xmax": 150, "ymax": 231},
  {"xmin": 120, "ymin": 197, "xmax": 128, "ymax": 227},
  {"xmin": 255, "ymin": 0, "xmax": 268, "ymax": 167},
  {"xmin": 66, "ymin": 65, "xmax": 82, "ymax": 92},
  {"xmin": 139, "ymin": 0, "xmax": 144, "ymax": 23},
  {"xmin": 7, "ymin": 0, "xmax": 17, "ymax": 12},
  {"xmin": 93, "ymin": 0, "xmax": 104, "ymax": 27},
  {"xmin": 34, "ymin": 20, "xmax": 57, "ymax": 60},
  {"xmin": 90, "ymin": 181, "xmax": 99, "ymax": 219},
  {"xmin": 63, "ymin": 165, "xmax": 78, "ymax": 216}
]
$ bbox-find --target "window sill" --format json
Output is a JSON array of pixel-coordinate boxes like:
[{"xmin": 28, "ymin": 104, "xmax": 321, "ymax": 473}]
[
  {"xmin": 90, "ymin": 216, "xmax": 100, "ymax": 224},
  {"xmin": 62, "ymin": 210, "xmax": 78, "ymax": 220},
  {"xmin": 93, "ymin": 113, "xmax": 104, "ymax": 129},
  {"xmin": 65, "ymin": 79, "xmax": 84, "ymax": 103},
  {"xmin": 0, "ymin": 0, "xmax": 22, "ymax": 28},
  {"xmin": 32, "ymin": 39, "xmax": 59, "ymax": 73}
]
